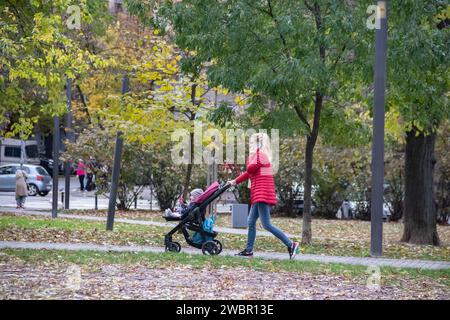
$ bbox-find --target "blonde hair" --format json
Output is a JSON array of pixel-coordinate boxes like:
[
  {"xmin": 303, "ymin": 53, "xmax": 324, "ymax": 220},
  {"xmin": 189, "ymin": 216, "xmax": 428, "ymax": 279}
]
[{"xmin": 249, "ymin": 132, "xmax": 272, "ymax": 163}]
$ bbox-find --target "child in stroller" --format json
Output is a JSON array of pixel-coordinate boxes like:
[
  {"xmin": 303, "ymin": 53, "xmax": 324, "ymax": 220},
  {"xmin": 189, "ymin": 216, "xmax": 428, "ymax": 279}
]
[
  {"xmin": 163, "ymin": 182, "xmax": 231, "ymax": 255},
  {"xmin": 163, "ymin": 188, "xmax": 203, "ymax": 220}
]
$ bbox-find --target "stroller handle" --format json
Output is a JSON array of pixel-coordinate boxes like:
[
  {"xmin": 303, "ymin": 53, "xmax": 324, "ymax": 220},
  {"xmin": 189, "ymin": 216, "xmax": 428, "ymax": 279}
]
[{"xmin": 197, "ymin": 181, "xmax": 231, "ymax": 211}]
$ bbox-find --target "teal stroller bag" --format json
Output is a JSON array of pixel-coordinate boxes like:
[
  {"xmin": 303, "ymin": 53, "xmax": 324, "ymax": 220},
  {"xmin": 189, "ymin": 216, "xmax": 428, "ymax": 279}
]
[{"xmin": 192, "ymin": 214, "xmax": 216, "ymax": 244}]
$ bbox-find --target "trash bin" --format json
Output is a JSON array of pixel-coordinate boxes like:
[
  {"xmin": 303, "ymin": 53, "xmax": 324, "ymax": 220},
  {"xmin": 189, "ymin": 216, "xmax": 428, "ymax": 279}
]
[{"xmin": 232, "ymin": 204, "xmax": 248, "ymax": 228}]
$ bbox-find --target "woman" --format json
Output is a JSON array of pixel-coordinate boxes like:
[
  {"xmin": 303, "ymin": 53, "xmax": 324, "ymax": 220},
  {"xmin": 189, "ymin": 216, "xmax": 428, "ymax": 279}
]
[
  {"xmin": 228, "ymin": 133, "xmax": 300, "ymax": 259},
  {"xmin": 15, "ymin": 168, "xmax": 28, "ymax": 209},
  {"xmin": 76, "ymin": 160, "xmax": 86, "ymax": 191}
]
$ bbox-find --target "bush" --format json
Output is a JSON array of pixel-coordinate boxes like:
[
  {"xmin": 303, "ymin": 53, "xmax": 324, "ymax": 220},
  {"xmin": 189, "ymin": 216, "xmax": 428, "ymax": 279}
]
[
  {"xmin": 273, "ymin": 138, "xmax": 304, "ymax": 216},
  {"xmin": 149, "ymin": 155, "xmax": 184, "ymax": 211},
  {"xmin": 64, "ymin": 125, "xmax": 152, "ymax": 210},
  {"xmin": 384, "ymin": 150, "xmax": 405, "ymax": 221}
]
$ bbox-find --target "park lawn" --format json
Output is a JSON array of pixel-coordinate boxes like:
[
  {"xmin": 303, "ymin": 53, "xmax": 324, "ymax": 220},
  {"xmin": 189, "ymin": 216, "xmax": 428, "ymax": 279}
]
[
  {"xmin": 61, "ymin": 209, "xmax": 450, "ymax": 244},
  {"xmin": 0, "ymin": 249, "xmax": 448, "ymax": 300},
  {"xmin": 1, "ymin": 248, "xmax": 449, "ymax": 288},
  {"xmin": 0, "ymin": 214, "xmax": 449, "ymax": 262},
  {"xmin": 2, "ymin": 252, "xmax": 449, "ymax": 300}
]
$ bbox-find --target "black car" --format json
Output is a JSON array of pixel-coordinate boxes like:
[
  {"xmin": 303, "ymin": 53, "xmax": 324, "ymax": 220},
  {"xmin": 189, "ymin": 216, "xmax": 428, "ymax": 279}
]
[
  {"xmin": 40, "ymin": 158, "xmax": 75, "ymax": 176},
  {"xmin": 292, "ymin": 199, "xmax": 316, "ymax": 215}
]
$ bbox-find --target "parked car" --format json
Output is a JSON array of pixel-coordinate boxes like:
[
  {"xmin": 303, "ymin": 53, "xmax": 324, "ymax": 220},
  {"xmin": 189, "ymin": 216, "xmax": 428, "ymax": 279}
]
[
  {"xmin": 292, "ymin": 199, "xmax": 316, "ymax": 215},
  {"xmin": 0, "ymin": 138, "xmax": 40, "ymax": 166},
  {"xmin": 348, "ymin": 201, "xmax": 391, "ymax": 220},
  {"xmin": 0, "ymin": 164, "xmax": 52, "ymax": 196}
]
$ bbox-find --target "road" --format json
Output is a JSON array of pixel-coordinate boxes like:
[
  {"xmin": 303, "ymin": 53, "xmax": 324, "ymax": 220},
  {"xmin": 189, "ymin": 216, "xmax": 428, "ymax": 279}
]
[
  {"xmin": 0, "ymin": 176, "xmax": 233, "ymax": 212},
  {"xmin": 0, "ymin": 176, "xmax": 159, "ymax": 210}
]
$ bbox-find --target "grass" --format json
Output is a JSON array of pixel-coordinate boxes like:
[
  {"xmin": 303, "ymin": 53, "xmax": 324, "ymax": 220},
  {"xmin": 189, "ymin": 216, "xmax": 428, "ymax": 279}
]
[
  {"xmin": 61, "ymin": 209, "xmax": 450, "ymax": 243},
  {"xmin": 1, "ymin": 214, "xmax": 449, "ymax": 262},
  {"xmin": 0, "ymin": 215, "xmax": 151, "ymax": 233},
  {"xmin": 1, "ymin": 248, "xmax": 449, "ymax": 287}
]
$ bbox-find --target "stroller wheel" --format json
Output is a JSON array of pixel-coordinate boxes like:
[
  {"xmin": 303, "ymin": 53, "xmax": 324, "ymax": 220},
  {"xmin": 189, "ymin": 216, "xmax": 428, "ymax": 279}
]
[
  {"xmin": 202, "ymin": 241, "xmax": 219, "ymax": 255},
  {"xmin": 213, "ymin": 240, "xmax": 223, "ymax": 254},
  {"xmin": 165, "ymin": 241, "xmax": 181, "ymax": 253}
]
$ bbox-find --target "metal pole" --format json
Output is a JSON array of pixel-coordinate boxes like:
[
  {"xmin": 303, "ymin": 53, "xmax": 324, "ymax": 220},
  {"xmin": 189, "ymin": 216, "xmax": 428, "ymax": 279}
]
[
  {"xmin": 106, "ymin": 132, "xmax": 123, "ymax": 230},
  {"xmin": 106, "ymin": 75, "xmax": 129, "ymax": 231},
  {"xmin": 370, "ymin": 0, "xmax": 388, "ymax": 257},
  {"xmin": 20, "ymin": 137, "xmax": 25, "ymax": 169},
  {"xmin": 52, "ymin": 116, "xmax": 60, "ymax": 218},
  {"xmin": 212, "ymin": 160, "xmax": 217, "ymax": 213},
  {"xmin": 207, "ymin": 161, "xmax": 212, "ymax": 215},
  {"xmin": 64, "ymin": 78, "xmax": 72, "ymax": 210},
  {"xmin": 95, "ymin": 192, "xmax": 98, "ymax": 210},
  {"xmin": 206, "ymin": 149, "xmax": 217, "ymax": 215},
  {"xmin": 150, "ymin": 183, "xmax": 153, "ymax": 211}
]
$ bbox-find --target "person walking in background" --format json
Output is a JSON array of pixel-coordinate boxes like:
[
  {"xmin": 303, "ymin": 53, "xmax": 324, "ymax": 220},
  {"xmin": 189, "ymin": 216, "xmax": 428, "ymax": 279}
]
[
  {"xmin": 85, "ymin": 166, "xmax": 95, "ymax": 191},
  {"xmin": 228, "ymin": 132, "xmax": 300, "ymax": 259},
  {"xmin": 341, "ymin": 199, "xmax": 352, "ymax": 219},
  {"xmin": 76, "ymin": 160, "xmax": 86, "ymax": 191},
  {"xmin": 15, "ymin": 168, "xmax": 28, "ymax": 209}
]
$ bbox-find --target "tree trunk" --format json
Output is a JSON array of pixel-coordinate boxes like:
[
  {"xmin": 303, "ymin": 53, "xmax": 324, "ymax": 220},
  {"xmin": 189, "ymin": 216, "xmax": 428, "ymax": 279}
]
[
  {"xmin": 76, "ymin": 84, "xmax": 91, "ymax": 124},
  {"xmin": 182, "ymin": 83, "xmax": 198, "ymax": 199},
  {"xmin": 302, "ymin": 92, "xmax": 322, "ymax": 245},
  {"xmin": 182, "ymin": 132, "xmax": 194, "ymax": 199},
  {"xmin": 301, "ymin": 3, "xmax": 325, "ymax": 245},
  {"xmin": 183, "ymin": 163, "xmax": 193, "ymax": 199},
  {"xmin": 401, "ymin": 128, "xmax": 440, "ymax": 245}
]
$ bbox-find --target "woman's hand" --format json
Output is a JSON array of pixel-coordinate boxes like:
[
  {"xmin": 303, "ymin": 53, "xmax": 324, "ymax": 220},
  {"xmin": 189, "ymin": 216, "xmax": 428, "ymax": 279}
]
[{"xmin": 227, "ymin": 179, "xmax": 237, "ymax": 186}]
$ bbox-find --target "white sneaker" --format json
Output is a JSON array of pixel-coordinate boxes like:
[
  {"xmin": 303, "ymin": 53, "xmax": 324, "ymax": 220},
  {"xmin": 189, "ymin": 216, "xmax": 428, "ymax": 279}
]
[{"xmin": 289, "ymin": 242, "xmax": 301, "ymax": 259}]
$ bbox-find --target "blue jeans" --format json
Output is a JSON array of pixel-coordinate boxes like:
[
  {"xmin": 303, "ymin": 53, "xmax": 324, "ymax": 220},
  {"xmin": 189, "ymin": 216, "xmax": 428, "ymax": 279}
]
[
  {"xmin": 246, "ymin": 202, "xmax": 293, "ymax": 251},
  {"xmin": 16, "ymin": 195, "xmax": 26, "ymax": 207}
]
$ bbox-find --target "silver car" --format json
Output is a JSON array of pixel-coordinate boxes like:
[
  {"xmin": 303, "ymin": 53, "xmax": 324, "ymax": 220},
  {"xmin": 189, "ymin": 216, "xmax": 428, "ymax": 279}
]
[{"xmin": 0, "ymin": 164, "xmax": 52, "ymax": 196}]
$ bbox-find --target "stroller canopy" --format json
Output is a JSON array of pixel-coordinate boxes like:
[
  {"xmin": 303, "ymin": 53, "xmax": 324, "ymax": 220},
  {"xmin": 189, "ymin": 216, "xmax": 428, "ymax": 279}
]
[{"xmin": 192, "ymin": 181, "xmax": 220, "ymax": 204}]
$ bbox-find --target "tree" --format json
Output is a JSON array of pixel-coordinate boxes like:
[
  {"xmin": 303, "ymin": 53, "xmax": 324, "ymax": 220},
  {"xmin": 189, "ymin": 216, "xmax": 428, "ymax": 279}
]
[
  {"xmin": 162, "ymin": 0, "xmax": 370, "ymax": 244},
  {"xmin": 273, "ymin": 137, "xmax": 305, "ymax": 216},
  {"xmin": 0, "ymin": 0, "xmax": 111, "ymax": 138},
  {"xmin": 63, "ymin": 123, "xmax": 153, "ymax": 210},
  {"xmin": 81, "ymin": 7, "xmax": 221, "ymax": 200},
  {"xmin": 386, "ymin": 1, "xmax": 449, "ymax": 245},
  {"xmin": 435, "ymin": 122, "xmax": 450, "ymax": 224},
  {"xmin": 63, "ymin": 10, "xmax": 221, "ymax": 209}
]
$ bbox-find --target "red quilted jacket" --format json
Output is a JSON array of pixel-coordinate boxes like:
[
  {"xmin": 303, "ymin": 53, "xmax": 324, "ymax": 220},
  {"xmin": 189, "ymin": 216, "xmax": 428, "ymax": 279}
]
[{"xmin": 235, "ymin": 150, "xmax": 277, "ymax": 206}]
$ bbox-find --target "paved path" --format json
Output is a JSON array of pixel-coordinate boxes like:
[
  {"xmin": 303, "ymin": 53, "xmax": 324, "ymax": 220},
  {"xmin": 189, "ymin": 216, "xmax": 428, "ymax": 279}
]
[
  {"xmin": 1, "ymin": 240, "xmax": 449, "ymax": 270},
  {"xmin": 2, "ymin": 208, "xmax": 450, "ymax": 270}
]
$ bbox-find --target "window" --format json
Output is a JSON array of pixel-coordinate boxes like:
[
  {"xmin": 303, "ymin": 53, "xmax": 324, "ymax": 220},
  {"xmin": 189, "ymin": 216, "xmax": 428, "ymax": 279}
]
[
  {"xmin": 4, "ymin": 146, "xmax": 21, "ymax": 158},
  {"xmin": 26, "ymin": 145, "xmax": 39, "ymax": 158},
  {"xmin": 36, "ymin": 167, "xmax": 49, "ymax": 176},
  {"xmin": 0, "ymin": 166, "xmax": 13, "ymax": 175},
  {"xmin": 14, "ymin": 166, "xmax": 30, "ymax": 174}
]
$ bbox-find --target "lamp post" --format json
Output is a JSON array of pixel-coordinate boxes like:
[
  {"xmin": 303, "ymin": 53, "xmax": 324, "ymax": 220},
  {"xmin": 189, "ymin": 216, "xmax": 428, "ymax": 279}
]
[
  {"xmin": 106, "ymin": 75, "xmax": 130, "ymax": 231},
  {"xmin": 370, "ymin": 0, "xmax": 388, "ymax": 257},
  {"xmin": 64, "ymin": 77, "xmax": 73, "ymax": 209},
  {"xmin": 52, "ymin": 115, "xmax": 60, "ymax": 218}
]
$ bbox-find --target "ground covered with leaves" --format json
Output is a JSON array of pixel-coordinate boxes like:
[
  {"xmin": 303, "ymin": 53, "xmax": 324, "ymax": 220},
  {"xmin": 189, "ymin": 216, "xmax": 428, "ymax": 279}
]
[
  {"xmin": 1, "ymin": 213, "xmax": 449, "ymax": 261},
  {"xmin": 62, "ymin": 209, "xmax": 450, "ymax": 243},
  {"xmin": 0, "ymin": 250, "xmax": 448, "ymax": 300}
]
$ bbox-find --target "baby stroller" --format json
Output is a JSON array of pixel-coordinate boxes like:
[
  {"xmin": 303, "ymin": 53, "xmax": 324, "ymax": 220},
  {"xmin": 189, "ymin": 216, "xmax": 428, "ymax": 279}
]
[
  {"xmin": 85, "ymin": 173, "xmax": 95, "ymax": 191},
  {"xmin": 163, "ymin": 181, "xmax": 230, "ymax": 255}
]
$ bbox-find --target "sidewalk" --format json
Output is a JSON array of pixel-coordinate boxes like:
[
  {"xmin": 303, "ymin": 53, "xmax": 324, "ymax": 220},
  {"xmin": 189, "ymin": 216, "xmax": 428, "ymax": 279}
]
[
  {"xmin": 1, "ymin": 240, "xmax": 449, "ymax": 270},
  {"xmin": 1, "ymin": 208, "xmax": 450, "ymax": 270}
]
